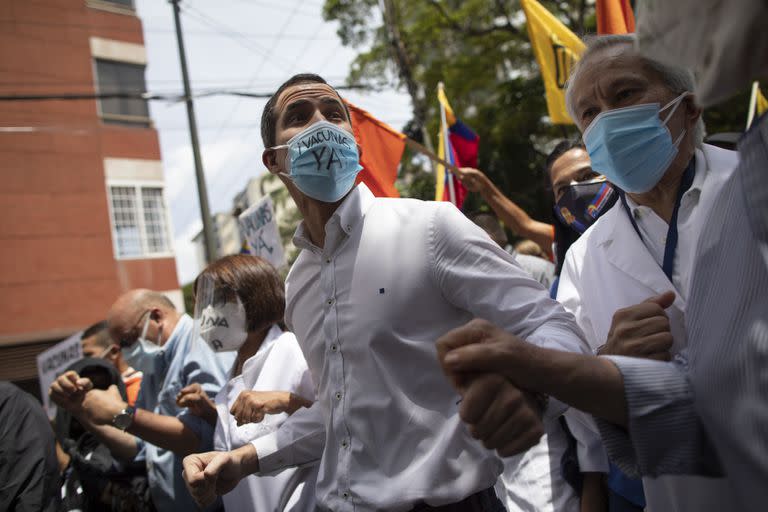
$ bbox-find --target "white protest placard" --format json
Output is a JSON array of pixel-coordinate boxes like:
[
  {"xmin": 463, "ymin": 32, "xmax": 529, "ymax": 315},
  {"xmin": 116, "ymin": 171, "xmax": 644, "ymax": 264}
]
[
  {"xmin": 238, "ymin": 195, "xmax": 287, "ymax": 270},
  {"xmin": 37, "ymin": 332, "xmax": 83, "ymax": 420}
]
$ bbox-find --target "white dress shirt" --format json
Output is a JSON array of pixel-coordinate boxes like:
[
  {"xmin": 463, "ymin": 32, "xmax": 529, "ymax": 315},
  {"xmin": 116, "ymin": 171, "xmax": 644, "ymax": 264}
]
[
  {"xmin": 622, "ymin": 156, "xmax": 708, "ymax": 301},
  {"xmin": 214, "ymin": 326, "xmax": 317, "ymax": 512},
  {"xmin": 250, "ymin": 183, "xmax": 589, "ymax": 512}
]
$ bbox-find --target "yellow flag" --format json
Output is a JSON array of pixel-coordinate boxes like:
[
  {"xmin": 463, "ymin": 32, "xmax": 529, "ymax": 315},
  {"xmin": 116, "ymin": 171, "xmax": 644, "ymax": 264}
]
[
  {"xmin": 757, "ymin": 85, "xmax": 768, "ymax": 116},
  {"xmin": 521, "ymin": 0, "xmax": 585, "ymax": 124},
  {"xmin": 435, "ymin": 84, "xmax": 454, "ymax": 202}
]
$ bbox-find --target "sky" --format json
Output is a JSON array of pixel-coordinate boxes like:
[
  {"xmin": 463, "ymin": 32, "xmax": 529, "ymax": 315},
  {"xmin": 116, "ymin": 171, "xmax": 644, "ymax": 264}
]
[{"xmin": 133, "ymin": 0, "xmax": 413, "ymax": 284}]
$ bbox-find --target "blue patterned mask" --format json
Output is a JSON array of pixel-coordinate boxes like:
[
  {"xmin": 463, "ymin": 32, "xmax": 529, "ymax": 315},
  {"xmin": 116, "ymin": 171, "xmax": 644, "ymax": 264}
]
[
  {"xmin": 583, "ymin": 92, "xmax": 689, "ymax": 193},
  {"xmin": 271, "ymin": 121, "xmax": 363, "ymax": 203}
]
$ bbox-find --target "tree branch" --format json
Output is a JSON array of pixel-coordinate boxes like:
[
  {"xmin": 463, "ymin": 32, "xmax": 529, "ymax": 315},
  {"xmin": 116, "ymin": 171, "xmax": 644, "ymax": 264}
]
[{"xmin": 426, "ymin": 0, "xmax": 519, "ymax": 37}]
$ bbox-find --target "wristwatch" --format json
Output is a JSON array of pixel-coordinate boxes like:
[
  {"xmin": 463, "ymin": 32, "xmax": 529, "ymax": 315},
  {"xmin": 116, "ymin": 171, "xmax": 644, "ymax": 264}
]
[{"xmin": 112, "ymin": 405, "xmax": 136, "ymax": 431}]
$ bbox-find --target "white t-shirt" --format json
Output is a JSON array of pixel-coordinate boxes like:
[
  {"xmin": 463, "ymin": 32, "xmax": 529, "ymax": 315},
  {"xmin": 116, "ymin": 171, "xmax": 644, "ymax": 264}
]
[{"xmin": 214, "ymin": 325, "xmax": 317, "ymax": 512}]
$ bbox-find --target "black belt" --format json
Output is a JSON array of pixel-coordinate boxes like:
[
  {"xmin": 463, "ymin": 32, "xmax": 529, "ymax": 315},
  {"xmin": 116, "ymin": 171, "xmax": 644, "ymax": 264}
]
[{"xmin": 409, "ymin": 486, "xmax": 505, "ymax": 512}]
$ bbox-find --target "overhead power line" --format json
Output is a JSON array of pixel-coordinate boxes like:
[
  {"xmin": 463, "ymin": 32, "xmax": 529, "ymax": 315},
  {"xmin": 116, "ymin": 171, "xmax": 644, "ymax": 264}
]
[{"xmin": 0, "ymin": 85, "xmax": 372, "ymax": 102}]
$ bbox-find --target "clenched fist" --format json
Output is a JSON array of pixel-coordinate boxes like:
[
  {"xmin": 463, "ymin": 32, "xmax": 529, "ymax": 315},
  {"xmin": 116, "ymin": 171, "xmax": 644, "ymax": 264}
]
[
  {"xmin": 602, "ymin": 291, "xmax": 676, "ymax": 360},
  {"xmin": 229, "ymin": 390, "xmax": 311, "ymax": 427},
  {"xmin": 177, "ymin": 383, "xmax": 217, "ymax": 426}
]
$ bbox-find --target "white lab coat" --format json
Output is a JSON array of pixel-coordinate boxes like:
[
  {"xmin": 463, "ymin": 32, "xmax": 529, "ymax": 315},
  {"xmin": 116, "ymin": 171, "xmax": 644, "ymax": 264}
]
[{"xmin": 557, "ymin": 144, "xmax": 738, "ymax": 512}]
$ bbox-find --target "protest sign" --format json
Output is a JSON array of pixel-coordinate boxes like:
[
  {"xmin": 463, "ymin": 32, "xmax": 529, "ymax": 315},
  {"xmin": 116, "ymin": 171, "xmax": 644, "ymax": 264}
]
[
  {"xmin": 37, "ymin": 332, "xmax": 83, "ymax": 419},
  {"xmin": 238, "ymin": 195, "xmax": 287, "ymax": 270}
]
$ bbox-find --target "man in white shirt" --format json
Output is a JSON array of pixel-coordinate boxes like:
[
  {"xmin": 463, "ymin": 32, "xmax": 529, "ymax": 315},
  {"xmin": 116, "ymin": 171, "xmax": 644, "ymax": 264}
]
[{"xmin": 182, "ymin": 73, "xmax": 590, "ymax": 512}]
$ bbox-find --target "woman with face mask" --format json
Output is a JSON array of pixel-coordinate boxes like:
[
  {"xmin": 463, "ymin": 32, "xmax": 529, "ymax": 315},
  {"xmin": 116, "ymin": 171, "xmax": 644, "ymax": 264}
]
[{"xmin": 176, "ymin": 254, "xmax": 316, "ymax": 512}]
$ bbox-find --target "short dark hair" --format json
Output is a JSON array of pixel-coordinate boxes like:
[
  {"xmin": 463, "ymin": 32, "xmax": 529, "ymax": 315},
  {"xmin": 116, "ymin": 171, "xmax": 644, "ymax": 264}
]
[
  {"xmin": 260, "ymin": 73, "xmax": 352, "ymax": 148},
  {"xmin": 194, "ymin": 255, "xmax": 285, "ymax": 333},
  {"xmin": 81, "ymin": 320, "xmax": 113, "ymax": 349},
  {"xmin": 544, "ymin": 139, "xmax": 586, "ymax": 189}
]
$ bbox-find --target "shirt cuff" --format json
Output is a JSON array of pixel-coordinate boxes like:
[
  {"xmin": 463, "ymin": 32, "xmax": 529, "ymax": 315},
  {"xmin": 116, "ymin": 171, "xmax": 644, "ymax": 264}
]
[
  {"xmin": 597, "ymin": 355, "xmax": 722, "ymax": 478},
  {"xmin": 251, "ymin": 433, "xmax": 290, "ymax": 475}
]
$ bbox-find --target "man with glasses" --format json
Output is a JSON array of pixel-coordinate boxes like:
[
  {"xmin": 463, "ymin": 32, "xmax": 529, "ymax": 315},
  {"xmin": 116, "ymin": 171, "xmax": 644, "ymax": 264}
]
[{"xmin": 50, "ymin": 289, "xmax": 233, "ymax": 511}]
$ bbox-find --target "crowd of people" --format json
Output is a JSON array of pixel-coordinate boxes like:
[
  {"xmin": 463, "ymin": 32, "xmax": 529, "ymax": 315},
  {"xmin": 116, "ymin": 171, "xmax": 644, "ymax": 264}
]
[{"xmin": 1, "ymin": 3, "xmax": 766, "ymax": 511}]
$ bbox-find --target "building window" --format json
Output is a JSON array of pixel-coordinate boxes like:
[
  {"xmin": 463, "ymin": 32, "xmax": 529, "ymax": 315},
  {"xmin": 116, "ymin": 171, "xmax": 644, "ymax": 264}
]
[
  {"xmin": 109, "ymin": 185, "xmax": 172, "ymax": 258},
  {"xmin": 94, "ymin": 59, "xmax": 150, "ymax": 127},
  {"xmin": 88, "ymin": 0, "xmax": 135, "ymax": 12},
  {"xmin": 102, "ymin": 0, "xmax": 135, "ymax": 7}
]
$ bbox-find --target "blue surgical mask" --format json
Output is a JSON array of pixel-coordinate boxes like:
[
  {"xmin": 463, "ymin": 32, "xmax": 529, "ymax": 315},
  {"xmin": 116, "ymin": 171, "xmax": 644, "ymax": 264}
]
[
  {"xmin": 270, "ymin": 120, "xmax": 363, "ymax": 203},
  {"xmin": 121, "ymin": 313, "xmax": 163, "ymax": 375},
  {"xmin": 583, "ymin": 92, "xmax": 689, "ymax": 193}
]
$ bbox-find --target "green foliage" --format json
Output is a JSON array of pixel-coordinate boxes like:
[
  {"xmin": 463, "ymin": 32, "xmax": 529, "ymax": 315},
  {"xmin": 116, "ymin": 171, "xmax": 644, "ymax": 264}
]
[
  {"xmin": 325, "ymin": 0, "xmax": 750, "ymax": 227},
  {"xmin": 181, "ymin": 281, "xmax": 195, "ymax": 315},
  {"xmin": 324, "ymin": 0, "xmax": 593, "ymax": 223}
]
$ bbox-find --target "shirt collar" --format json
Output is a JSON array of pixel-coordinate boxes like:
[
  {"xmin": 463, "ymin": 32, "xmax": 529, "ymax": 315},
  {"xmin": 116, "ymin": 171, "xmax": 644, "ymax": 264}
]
[
  {"xmin": 161, "ymin": 313, "xmax": 192, "ymax": 365},
  {"xmin": 292, "ymin": 183, "xmax": 376, "ymax": 253},
  {"xmin": 624, "ymin": 154, "xmax": 703, "ymax": 216}
]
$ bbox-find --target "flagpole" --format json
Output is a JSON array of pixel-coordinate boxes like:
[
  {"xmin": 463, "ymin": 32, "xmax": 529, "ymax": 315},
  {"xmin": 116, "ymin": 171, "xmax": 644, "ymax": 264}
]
[
  {"xmin": 747, "ymin": 81, "xmax": 759, "ymax": 130},
  {"xmin": 438, "ymin": 82, "xmax": 457, "ymax": 205}
]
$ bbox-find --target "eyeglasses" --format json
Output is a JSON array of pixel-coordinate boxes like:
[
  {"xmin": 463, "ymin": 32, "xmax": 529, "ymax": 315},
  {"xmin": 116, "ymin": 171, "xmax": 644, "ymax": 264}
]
[{"xmin": 118, "ymin": 310, "xmax": 150, "ymax": 348}]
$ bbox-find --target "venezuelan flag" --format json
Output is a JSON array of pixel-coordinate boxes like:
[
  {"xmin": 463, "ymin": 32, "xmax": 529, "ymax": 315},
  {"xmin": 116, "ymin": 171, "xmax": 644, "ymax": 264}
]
[{"xmin": 435, "ymin": 84, "xmax": 478, "ymax": 209}]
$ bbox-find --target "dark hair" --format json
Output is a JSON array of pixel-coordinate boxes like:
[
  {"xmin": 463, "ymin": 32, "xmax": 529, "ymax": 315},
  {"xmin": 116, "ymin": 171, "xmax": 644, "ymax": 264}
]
[
  {"xmin": 82, "ymin": 320, "xmax": 108, "ymax": 340},
  {"xmin": 544, "ymin": 140, "xmax": 585, "ymax": 186},
  {"xmin": 81, "ymin": 320, "xmax": 113, "ymax": 349},
  {"xmin": 467, "ymin": 211, "xmax": 509, "ymax": 248},
  {"xmin": 260, "ymin": 73, "xmax": 352, "ymax": 148},
  {"xmin": 194, "ymin": 255, "xmax": 285, "ymax": 333},
  {"xmin": 544, "ymin": 140, "xmax": 586, "ymax": 275}
]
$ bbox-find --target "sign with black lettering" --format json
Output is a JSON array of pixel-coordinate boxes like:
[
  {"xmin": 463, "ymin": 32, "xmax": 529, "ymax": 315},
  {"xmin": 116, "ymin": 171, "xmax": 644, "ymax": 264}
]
[
  {"xmin": 238, "ymin": 195, "xmax": 286, "ymax": 270},
  {"xmin": 37, "ymin": 332, "xmax": 83, "ymax": 419}
]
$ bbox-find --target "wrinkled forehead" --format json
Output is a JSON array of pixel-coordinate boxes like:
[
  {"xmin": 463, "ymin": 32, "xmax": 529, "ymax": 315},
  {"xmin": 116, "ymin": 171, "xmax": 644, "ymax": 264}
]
[
  {"xmin": 570, "ymin": 43, "xmax": 650, "ymax": 94},
  {"xmin": 275, "ymin": 82, "xmax": 344, "ymax": 117}
]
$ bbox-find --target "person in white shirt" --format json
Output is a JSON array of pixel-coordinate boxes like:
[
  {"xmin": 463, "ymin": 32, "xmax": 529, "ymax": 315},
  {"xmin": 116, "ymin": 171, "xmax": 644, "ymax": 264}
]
[
  {"xmin": 181, "ymin": 73, "xmax": 590, "ymax": 512},
  {"xmin": 177, "ymin": 254, "xmax": 317, "ymax": 512},
  {"xmin": 437, "ymin": 34, "xmax": 740, "ymax": 512}
]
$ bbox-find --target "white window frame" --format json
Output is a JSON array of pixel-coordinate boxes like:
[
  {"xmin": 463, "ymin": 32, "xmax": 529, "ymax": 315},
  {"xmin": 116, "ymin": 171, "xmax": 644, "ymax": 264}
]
[
  {"xmin": 106, "ymin": 179, "xmax": 175, "ymax": 260},
  {"xmin": 86, "ymin": 0, "xmax": 136, "ymax": 16},
  {"xmin": 89, "ymin": 37, "xmax": 151, "ymax": 128}
]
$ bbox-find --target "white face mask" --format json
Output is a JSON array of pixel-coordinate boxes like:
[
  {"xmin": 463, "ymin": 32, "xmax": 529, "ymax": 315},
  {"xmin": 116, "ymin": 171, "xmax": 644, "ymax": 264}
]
[
  {"xmin": 198, "ymin": 301, "xmax": 248, "ymax": 352},
  {"xmin": 121, "ymin": 313, "xmax": 163, "ymax": 374}
]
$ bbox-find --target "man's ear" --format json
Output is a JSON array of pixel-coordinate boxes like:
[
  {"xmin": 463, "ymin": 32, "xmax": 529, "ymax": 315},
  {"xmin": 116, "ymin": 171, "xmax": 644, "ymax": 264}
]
[
  {"xmin": 107, "ymin": 344, "xmax": 120, "ymax": 362},
  {"xmin": 149, "ymin": 307, "xmax": 162, "ymax": 322},
  {"xmin": 263, "ymin": 148, "xmax": 279, "ymax": 174},
  {"xmin": 685, "ymin": 94, "xmax": 703, "ymax": 127},
  {"xmin": 356, "ymin": 142, "xmax": 363, "ymax": 160}
]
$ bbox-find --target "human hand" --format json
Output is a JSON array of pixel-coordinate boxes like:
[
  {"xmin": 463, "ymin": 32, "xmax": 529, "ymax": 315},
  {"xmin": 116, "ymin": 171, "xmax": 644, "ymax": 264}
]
[
  {"xmin": 454, "ymin": 167, "xmax": 491, "ymax": 193},
  {"xmin": 460, "ymin": 373, "xmax": 544, "ymax": 457},
  {"xmin": 230, "ymin": 390, "xmax": 293, "ymax": 426},
  {"xmin": 177, "ymin": 383, "xmax": 217, "ymax": 425},
  {"xmin": 49, "ymin": 370, "xmax": 93, "ymax": 415},
  {"xmin": 437, "ymin": 319, "xmax": 529, "ymax": 390},
  {"xmin": 437, "ymin": 320, "xmax": 545, "ymax": 456},
  {"xmin": 602, "ymin": 291, "xmax": 676, "ymax": 360},
  {"xmin": 81, "ymin": 385, "xmax": 127, "ymax": 425},
  {"xmin": 182, "ymin": 447, "xmax": 253, "ymax": 507}
]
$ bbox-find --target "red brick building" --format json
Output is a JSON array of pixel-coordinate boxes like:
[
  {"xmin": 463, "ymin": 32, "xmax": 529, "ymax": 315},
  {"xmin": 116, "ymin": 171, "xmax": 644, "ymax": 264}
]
[{"xmin": 0, "ymin": 0, "xmax": 181, "ymax": 396}]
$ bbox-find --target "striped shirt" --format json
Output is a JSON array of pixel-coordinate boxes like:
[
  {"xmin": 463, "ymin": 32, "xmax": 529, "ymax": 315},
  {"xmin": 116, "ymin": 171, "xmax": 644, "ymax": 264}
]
[{"xmin": 597, "ymin": 114, "xmax": 768, "ymax": 510}]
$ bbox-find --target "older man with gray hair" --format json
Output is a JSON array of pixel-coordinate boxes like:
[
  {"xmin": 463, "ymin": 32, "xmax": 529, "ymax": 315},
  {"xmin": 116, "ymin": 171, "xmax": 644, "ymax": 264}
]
[
  {"xmin": 435, "ymin": 33, "xmax": 740, "ymax": 512},
  {"xmin": 556, "ymin": 33, "xmax": 738, "ymax": 512}
]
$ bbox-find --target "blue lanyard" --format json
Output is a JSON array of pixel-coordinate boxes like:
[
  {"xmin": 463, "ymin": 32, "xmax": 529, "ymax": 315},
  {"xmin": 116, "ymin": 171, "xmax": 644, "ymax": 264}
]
[{"xmin": 619, "ymin": 159, "xmax": 696, "ymax": 282}]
